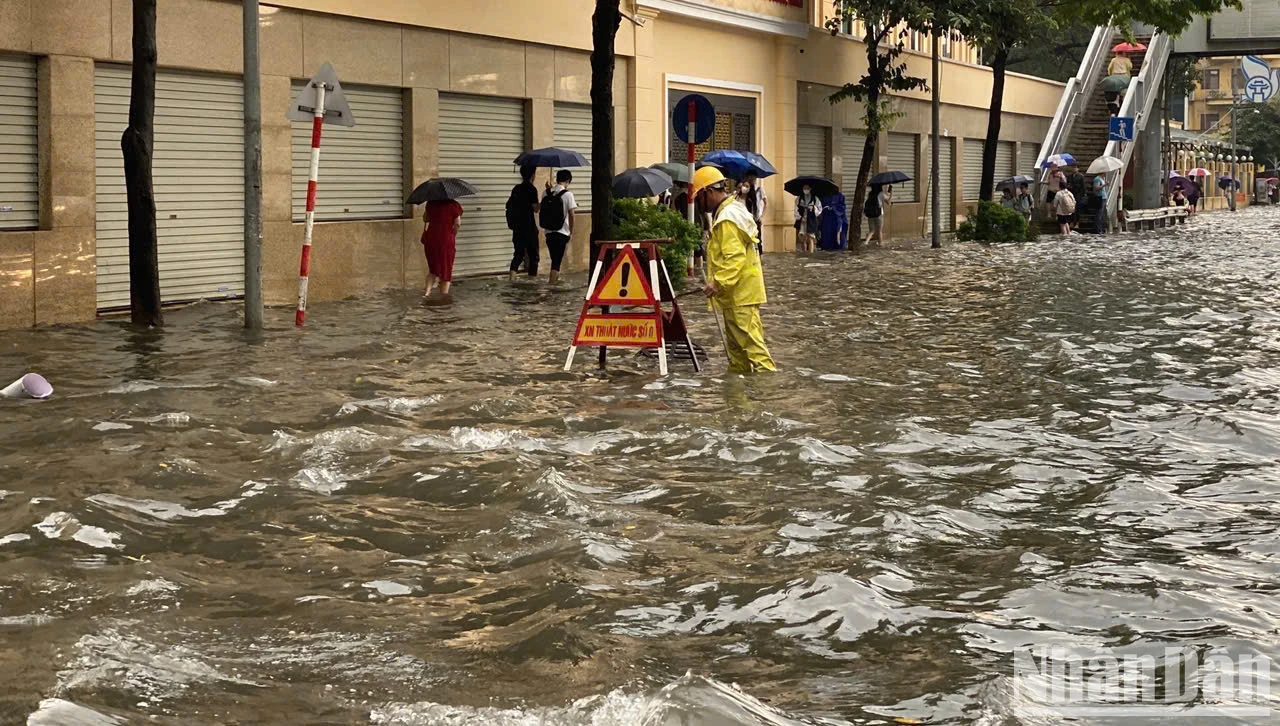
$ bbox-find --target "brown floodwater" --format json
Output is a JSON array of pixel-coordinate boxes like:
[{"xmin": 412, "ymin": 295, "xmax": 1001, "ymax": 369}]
[{"xmin": 3, "ymin": 209, "xmax": 1279, "ymax": 725}]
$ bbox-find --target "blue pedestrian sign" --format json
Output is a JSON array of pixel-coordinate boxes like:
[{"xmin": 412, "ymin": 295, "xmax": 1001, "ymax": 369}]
[
  {"xmin": 1109, "ymin": 116, "xmax": 1135, "ymax": 142},
  {"xmin": 672, "ymin": 94, "xmax": 715, "ymax": 144}
]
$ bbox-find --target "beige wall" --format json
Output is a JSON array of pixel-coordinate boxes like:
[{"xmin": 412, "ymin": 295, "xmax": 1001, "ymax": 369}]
[
  {"xmin": 264, "ymin": 0, "xmax": 637, "ymax": 57},
  {"xmin": 0, "ymin": 0, "xmax": 630, "ymax": 326},
  {"xmin": 705, "ymin": 0, "xmax": 807, "ymax": 20}
]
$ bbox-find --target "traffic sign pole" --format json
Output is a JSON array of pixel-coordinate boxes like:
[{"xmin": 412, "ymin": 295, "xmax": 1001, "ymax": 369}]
[
  {"xmin": 296, "ymin": 82, "xmax": 326, "ymax": 327},
  {"xmin": 687, "ymin": 100, "xmax": 696, "ymax": 225}
]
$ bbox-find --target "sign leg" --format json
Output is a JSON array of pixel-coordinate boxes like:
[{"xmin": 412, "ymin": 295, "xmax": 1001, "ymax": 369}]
[{"xmin": 564, "ymin": 345, "xmax": 578, "ymax": 372}]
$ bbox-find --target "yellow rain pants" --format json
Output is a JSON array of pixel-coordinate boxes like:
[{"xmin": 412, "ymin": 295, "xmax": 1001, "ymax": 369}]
[
  {"xmin": 719, "ymin": 303, "xmax": 776, "ymax": 373},
  {"xmin": 707, "ymin": 197, "xmax": 775, "ymax": 373}
]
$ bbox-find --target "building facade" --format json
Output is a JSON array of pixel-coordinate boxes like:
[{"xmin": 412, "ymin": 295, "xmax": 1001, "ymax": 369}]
[{"xmin": 0, "ymin": 0, "xmax": 1063, "ymax": 330}]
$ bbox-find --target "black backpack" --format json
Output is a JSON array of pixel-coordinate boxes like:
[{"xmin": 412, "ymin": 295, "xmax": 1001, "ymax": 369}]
[
  {"xmin": 863, "ymin": 192, "xmax": 881, "ymax": 219},
  {"xmin": 540, "ymin": 189, "xmax": 568, "ymax": 232},
  {"xmin": 505, "ymin": 185, "xmax": 522, "ymax": 230}
]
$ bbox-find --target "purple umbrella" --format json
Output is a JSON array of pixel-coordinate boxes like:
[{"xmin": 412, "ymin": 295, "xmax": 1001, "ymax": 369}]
[{"xmin": 1169, "ymin": 176, "xmax": 1195, "ymax": 194}]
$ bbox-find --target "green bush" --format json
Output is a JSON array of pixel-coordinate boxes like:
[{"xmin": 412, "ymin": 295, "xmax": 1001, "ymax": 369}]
[
  {"xmin": 611, "ymin": 198, "xmax": 701, "ymax": 289},
  {"xmin": 955, "ymin": 200, "xmax": 1035, "ymax": 243}
]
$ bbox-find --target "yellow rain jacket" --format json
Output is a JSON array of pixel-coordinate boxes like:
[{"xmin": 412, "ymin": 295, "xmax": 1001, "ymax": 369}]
[
  {"xmin": 707, "ymin": 197, "xmax": 766, "ymax": 307},
  {"xmin": 707, "ymin": 197, "xmax": 775, "ymax": 373}
]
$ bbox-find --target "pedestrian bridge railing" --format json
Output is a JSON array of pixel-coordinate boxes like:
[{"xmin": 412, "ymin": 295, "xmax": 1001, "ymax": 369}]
[
  {"xmin": 1101, "ymin": 31, "xmax": 1173, "ymax": 218},
  {"xmin": 1034, "ymin": 24, "xmax": 1115, "ymax": 182},
  {"xmin": 1121, "ymin": 205, "xmax": 1188, "ymax": 231}
]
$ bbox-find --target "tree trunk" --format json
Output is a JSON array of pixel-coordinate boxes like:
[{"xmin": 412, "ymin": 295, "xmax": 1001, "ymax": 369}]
[
  {"xmin": 590, "ymin": 0, "xmax": 621, "ymax": 245},
  {"xmin": 849, "ymin": 34, "xmax": 881, "ymax": 250},
  {"xmin": 124, "ymin": 0, "xmax": 162, "ymax": 326},
  {"xmin": 979, "ymin": 47, "xmax": 1009, "ymax": 203}
]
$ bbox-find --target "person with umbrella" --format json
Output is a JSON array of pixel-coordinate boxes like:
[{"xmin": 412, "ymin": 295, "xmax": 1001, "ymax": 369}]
[
  {"xmin": 540, "ymin": 169, "xmax": 578, "ymax": 286},
  {"xmin": 693, "ymin": 166, "xmax": 775, "ymax": 373},
  {"xmin": 863, "ymin": 183, "xmax": 890, "ymax": 247},
  {"xmin": 407, "ymin": 177, "xmax": 479, "ymax": 299},
  {"xmin": 506, "ymin": 165, "xmax": 541, "ymax": 281},
  {"xmin": 421, "ymin": 187, "xmax": 464, "ymax": 298},
  {"xmin": 794, "ymin": 183, "xmax": 823, "ymax": 252}
]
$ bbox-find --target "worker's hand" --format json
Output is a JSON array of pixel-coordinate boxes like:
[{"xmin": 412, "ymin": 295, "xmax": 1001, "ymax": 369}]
[{"xmin": 702, "ymin": 282, "xmax": 719, "ymax": 298}]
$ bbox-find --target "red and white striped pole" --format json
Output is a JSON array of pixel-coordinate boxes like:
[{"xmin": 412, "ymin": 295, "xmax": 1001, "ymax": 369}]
[
  {"xmin": 687, "ymin": 99, "xmax": 696, "ymax": 225},
  {"xmin": 296, "ymin": 82, "xmax": 327, "ymax": 327}
]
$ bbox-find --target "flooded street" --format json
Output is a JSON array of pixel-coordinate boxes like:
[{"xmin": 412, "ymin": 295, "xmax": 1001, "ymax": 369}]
[{"xmin": 4, "ymin": 208, "xmax": 1280, "ymax": 725}]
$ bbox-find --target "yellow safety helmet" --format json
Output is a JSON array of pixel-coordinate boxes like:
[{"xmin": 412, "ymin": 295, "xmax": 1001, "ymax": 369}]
[{"xmin": 691, "ymin": 166, "xmax": 728, "ymax": 195}]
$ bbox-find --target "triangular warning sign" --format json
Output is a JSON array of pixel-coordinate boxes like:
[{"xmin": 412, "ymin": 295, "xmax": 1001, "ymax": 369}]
[
  {"xmin": 588, "ymin": 247, "xmax": 656, "ymax": 306},
  {"xmin": 287, "ymin": 63, "xmax": 356, "ymax": 127}
]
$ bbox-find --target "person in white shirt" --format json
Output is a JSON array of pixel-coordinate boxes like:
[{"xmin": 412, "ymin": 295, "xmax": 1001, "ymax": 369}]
[
  {"xmin": 540, "ymin": 169, "xmax": 578, "ymax": 285},
  {"xmin": 794, "ymin": 185, "xmax": 822, "ymax": 253},
  {"xmin": 744, "ymin": 171, "xmax": 768, "ymax": 254}
]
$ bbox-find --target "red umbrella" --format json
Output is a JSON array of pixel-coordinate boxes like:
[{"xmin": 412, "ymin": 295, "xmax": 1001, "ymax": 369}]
[{"xmin": 1112, "ymin": 41, "xmax": 1147, "ymax": 53}]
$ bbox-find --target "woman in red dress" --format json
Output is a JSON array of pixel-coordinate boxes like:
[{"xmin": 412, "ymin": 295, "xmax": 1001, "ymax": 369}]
[{"xmin": 422, "ymin": 199, "xmax": 463, "ymax": 297}]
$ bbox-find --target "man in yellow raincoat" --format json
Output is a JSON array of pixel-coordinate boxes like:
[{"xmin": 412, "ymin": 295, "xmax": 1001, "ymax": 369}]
[{"xmin": 692, "ymin": 166, "xmax": 776, "ymax": 373}]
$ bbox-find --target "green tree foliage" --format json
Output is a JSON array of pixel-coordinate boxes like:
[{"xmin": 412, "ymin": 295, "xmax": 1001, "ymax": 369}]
[
  {"xmin": 611, "ymin": 199, "xmax": 701, "ymax": 289},
  {"xmin": 827, "ymin": 0, "xmax": 929, "ymax": 248},
  {"xmin": 1058, "ymin": 0, "xmax": 1239, "ymax": 33},
  {"xmin": 1233, "ymin": 100, "xmax": 1280, "ymax": 170},
  {"xmin": 955, "ymin": 200, "xmax": 1036, "ymax": 242}
]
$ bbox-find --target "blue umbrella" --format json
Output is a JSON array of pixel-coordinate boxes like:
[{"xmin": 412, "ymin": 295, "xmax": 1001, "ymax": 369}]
[
  {"xmin": 513, "ymin": 147, "xmax": 588, "ymax": 168},
  {"xmin": 743, "ymin": 152, "xmax": 777, "ymax": 177},
  {"xmin": 703, "ymin": 150, "xmax": 751, "ymax": 178},
  {"xmin": 1041, "ymin": 153, "xmax": 1076, "ymax": 168}
]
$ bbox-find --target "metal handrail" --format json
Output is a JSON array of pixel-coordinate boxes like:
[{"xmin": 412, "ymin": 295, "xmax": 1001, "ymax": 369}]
[
  {"xmin": 1101, "ymin": 31, "xmax": 1172, "ymax": 217},
  {"xmin": 1034, "ymin": 25, "xmax": 1115, "ymax": 181}
]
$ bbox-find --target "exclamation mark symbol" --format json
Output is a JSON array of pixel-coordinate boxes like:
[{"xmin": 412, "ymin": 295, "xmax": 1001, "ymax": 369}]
[{"xmin": 619, "ymin": 262, "xmax": 631, "ymax": 298}]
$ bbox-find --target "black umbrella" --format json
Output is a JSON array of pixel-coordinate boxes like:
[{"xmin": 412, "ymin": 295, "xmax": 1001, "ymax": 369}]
[
  {"xmin": 1218, "ymin": 176, "xmax": 1241, "ymax": 190},
  {"xmin": 407, "ymin": 177, "xmax": 479, "ymax": 204},
  {"xmin": 868, "ymin": 171, "xmax": 912, "ymax": 186},
  {"xmin": 784, "ymin": 175, "xmax": 839, "ymax": 198},
  {"xmin": 996, "ymin": 174, "xmax": 1035, "ymax": 191},
  {"xmin": 614, "ymin": 168, "xmax": 673, "ymax": 199},
  {"xmin": 514, "ymin": 147, "xmax": 588, "ymax": 168}
]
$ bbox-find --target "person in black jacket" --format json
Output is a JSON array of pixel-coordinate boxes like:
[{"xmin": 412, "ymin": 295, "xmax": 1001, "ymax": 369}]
[{"xmin": 507, "ymin": 165, "xmax": 540, "ymax": 281}]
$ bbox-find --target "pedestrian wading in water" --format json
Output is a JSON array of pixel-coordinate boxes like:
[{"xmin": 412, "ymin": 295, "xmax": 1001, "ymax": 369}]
[
  {"xmin": 422, "ymin": 197, "xmax": 463, "ymax": 299},
  {"xmin": 506, "ymin": 165, "xmax": 541, "ymax": 281},
  {"xmin": 693, "ymin": 166, "xmax": 776, "ymax": 374}
]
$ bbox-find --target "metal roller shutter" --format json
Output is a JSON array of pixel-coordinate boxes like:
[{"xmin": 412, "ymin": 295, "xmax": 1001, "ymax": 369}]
[
  {"xmin": 439, "ymin": 94, "xmax": 526, "ymax": 277},
  {"xmin": 291, "ymin": 83, "xmax": 403, "ymax": 221},
  {"xmin": 886, "ymin": 133, "xmax": 917, "ymax": 202},
  {"xmin": 962, "ymin": 139, "xmax": 983, "ymax": 200},
  {"xmin": 1022, "ymin": 143, "xmax": 1041, "ymax": 178},
  {"xmin": 927, "ymin": 137, "xmax": 956, "ymax": 233},
  {"xmin": 95, "ymin": 64, "xmax": 244, "ymax": 309},
  {"xmin": 553, "ymin": 102, "xmax": 593, "ymax": 211},
  {"xmin": 841, "ymin": 130, "xmax": 866, "ymax": 185},
  {"xmin": 996, "ymin": 141, "xmax": 1015, "ymax": 181},
  {"xmin": 0, "ymin": 55, "xmax": 38, "ymax": 231},
  {"xmin": 796, "ymin": 125, "xmax": 829, "ymax": 178}
]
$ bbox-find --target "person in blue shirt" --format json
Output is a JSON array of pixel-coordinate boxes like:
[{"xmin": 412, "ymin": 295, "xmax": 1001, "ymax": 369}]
[{"xmin": 1093, "ymin": 175, "xmax": 1109, "ymax": 234}]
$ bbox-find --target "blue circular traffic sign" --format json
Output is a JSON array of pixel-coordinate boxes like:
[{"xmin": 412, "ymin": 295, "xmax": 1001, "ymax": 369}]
[{"xmin": 673, "ymin": 94, "xmax": 715, "ymax": 145}]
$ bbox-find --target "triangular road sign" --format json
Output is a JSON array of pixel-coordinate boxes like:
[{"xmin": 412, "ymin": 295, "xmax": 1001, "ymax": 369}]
[
  {"xmin": 588, "ymin": 246, "xmax": 656, "ymax": 306},
  {"xmin": 287, "ymin": 63, "xmax": 356, "ymax": 127}
]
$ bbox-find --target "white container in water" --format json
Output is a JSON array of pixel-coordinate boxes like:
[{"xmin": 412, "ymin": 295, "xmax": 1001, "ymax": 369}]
[{"xmin": 2, "ymin": 373, "xmax": 53, "ymax": 399}]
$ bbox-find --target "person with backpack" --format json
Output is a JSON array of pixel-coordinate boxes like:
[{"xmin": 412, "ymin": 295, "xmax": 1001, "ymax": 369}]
[
  {"xmin": 1052, "ymin": 186, "xmax": 1076, "ymax": 236},
  {"xmin": 506, "ymin": 165, "xmax": 541, "ymax": 281},
  {"xmin": 540, "ymin": 169, "xmax": 578, "ymax": 285},
  {"xmin": 862, "ymin": 183, "xmax": 889, "ymax": 247}
]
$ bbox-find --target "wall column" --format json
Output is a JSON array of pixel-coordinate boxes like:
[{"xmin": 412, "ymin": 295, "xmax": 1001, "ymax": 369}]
[
  {"xmin": 33, "ymin": 55, "xmax": 96, "ymax": 325},
  {"xmin": 774, "ymin": 36, "xmax": 802, "ymax": 253},
  {"xmin": 630, "ymin": 8, "xmax": 662, "ymax": 168}
]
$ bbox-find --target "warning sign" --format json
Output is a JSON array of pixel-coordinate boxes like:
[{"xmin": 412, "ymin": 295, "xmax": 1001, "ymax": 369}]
[
  {"xmin": 573, "ymin": 314, "xmax": 661, "ymax": 347},
  {"xmin": 588, "ymin": 247, "xmax": 655, "ymax": 306},
  {"xmin": 564, "ymin": 239, "xmax": 698, "ymax": 375}
]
